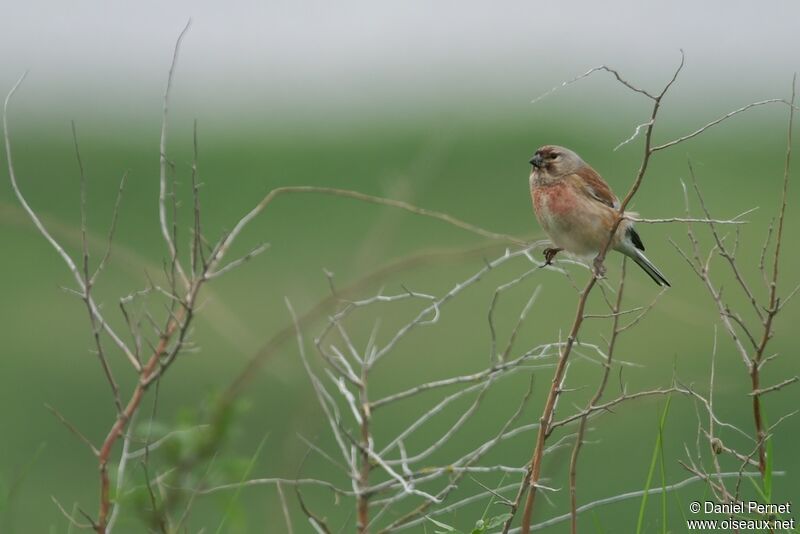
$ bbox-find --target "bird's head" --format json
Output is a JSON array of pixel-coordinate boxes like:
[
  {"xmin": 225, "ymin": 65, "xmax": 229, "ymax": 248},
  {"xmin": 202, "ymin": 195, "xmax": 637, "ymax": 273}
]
[{"xmin": 529, "ymin": 145, "xmax": 584, "ymax": 181}]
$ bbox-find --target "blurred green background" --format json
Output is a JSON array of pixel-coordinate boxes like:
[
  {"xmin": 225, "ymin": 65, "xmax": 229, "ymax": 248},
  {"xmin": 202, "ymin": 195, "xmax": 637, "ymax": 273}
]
[{"xmin": 1, "ymin": 3, "xmax": 799, "ymax": 533}]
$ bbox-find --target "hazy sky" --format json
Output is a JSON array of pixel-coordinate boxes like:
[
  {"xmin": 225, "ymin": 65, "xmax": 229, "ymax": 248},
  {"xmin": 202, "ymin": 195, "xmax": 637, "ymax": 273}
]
[{"xmin": 2, "ymin": 1, "xmax": 798, "ymax": 122}]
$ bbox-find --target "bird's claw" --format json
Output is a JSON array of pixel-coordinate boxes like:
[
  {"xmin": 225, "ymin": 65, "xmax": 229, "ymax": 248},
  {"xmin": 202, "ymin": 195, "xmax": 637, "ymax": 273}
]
[
  {"xmin": 543, "ymin": 247, "xmax": 562, "ymax": 266},
  {"xmin": 592, "ymin": 256, "xmax": 607, "ymax": 279}
]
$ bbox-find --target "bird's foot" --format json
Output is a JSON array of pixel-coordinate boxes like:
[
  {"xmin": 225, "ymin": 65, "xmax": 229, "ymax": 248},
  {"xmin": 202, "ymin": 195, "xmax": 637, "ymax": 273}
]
[
  {"xmin": 592, "ymin": 256, "xmax": 607, "ymax": 279},
  {"xmin": 543, "ymin": 247, "xmax": 563, "ymax": 266}
]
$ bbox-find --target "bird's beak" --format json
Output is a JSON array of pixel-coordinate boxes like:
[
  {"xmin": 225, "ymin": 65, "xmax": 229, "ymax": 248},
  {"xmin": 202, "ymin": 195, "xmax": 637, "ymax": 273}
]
[{"xmin": 530, "ymin": 153, "xmax": 543, "ymax": 168}]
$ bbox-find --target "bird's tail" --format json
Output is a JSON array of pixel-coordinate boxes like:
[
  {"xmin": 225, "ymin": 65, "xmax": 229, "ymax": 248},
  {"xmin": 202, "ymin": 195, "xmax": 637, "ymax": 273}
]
[{"xmin": 628, "ymin": 249, "xmax": 671, "ymax": 287}]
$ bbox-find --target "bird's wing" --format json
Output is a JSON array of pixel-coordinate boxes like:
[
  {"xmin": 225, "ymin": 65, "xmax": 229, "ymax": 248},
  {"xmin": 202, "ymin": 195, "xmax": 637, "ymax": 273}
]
[
  {"xmin": 572, "ymin": 166, "xmax": 620, "ymax": 209},
  {"xmin": 627, "ymin": 226, "xmax": 646, "ymax": 251}
]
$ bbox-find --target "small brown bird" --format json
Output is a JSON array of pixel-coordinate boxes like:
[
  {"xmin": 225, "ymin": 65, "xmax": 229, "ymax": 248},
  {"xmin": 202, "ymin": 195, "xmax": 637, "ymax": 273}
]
[{"xmin": 529, "ymin": 145, "xmax": 670, "ymax": 286}]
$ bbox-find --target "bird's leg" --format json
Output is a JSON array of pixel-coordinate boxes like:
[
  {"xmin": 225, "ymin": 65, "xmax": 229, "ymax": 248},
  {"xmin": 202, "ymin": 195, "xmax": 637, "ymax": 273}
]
[
  {"xmin": 592, "ymin": 255, "xmax": 607, "ymax": 279},
  {"xmin": 543, "ymin": 247, "xmax": 562, "ymax": 266}
]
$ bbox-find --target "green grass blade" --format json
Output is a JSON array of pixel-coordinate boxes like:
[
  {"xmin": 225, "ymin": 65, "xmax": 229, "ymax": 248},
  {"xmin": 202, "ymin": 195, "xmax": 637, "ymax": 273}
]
[
  {"xmin": 763, "ymin": 409, "xmax": 773, "ymax": 503},
  {"xmin": 590, "ymin": 510, "xmax": 606, "ymax": 534},
  {"xmin": 636, "ymin": 397, "xmax": 671, "ymax": 534},
  {"xmin": 1, "ymin": 442, "xmax": 46, "ymax": 531},
  {"xmin": 658, "ymin": 415, "xmax": 668, "ymax": 534},
  {"xmin": 215, "ymin": 433, "xmax": 269, "ymax": 534}
]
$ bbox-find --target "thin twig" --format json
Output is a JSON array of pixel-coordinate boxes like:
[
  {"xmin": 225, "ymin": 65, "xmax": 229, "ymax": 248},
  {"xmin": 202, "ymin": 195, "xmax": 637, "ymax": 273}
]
[
  {"xmin": 748, "ymin": 376, "xmax": 799, "ymax": 396},
  {"xmin": 45, "ymin": 404, "xmax": 99, "ymax": 457},
  {"xmin": 276, "ymin": 481, "xmax": 294, "ymax": 534},
  {"xmin": 568, "ymin": 257, "xmax": 626, "ymax": 534},
  {"xmin": 3, "ymin": 74, "xmax": 140, "ymax": 372},
  {"xmin": 158, "ymin": 19, "xmax": 192, "ymax": 290},
  {"xmin": 651, "ymin": 99, "xmax": 790, "ymax": 152},
  {"xmin": 509, "ymin": 471, "xmax": 779, "ymax": 533}
]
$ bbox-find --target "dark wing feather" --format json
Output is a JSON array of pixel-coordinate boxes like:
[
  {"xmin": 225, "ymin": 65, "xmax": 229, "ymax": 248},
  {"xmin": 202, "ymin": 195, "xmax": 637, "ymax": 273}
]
[
  {"xmin": 627, "ymin": 227, "xmax": 645, "ymax": 251},
  {"xmin": 574, "ymin": 166, "xmax": 619, "ymax": 209}
]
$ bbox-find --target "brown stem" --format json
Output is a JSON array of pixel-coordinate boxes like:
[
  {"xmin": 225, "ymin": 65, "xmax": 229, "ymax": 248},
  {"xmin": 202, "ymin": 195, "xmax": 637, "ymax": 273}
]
[
  {"xmin": 749, "ymin": 365, "xmax": 767, "ymax": 475},
  {"xmin": 518, "ymin": 277, "xmax": 596, "ymax": 530},
  {"xmin": 514, "ymin": 54, "xmax": 684, "ymax": 534},
  {"xmin": 95, "ymin": 304, "xmax": 187, "ymax": 532},
  {"xmin": 750, "ymin": 75, "xmax": 795, "ymax": 477},
  {"xmin": 569, "ymin": 259, "xmax": 627, "ymax": 534}
]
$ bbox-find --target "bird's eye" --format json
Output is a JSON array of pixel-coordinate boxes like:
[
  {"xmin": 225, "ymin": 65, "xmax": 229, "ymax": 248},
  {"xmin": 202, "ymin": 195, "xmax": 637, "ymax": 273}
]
[{"xmin": 550, "ymin": 153, "xmax": 559, "ymax": 159}]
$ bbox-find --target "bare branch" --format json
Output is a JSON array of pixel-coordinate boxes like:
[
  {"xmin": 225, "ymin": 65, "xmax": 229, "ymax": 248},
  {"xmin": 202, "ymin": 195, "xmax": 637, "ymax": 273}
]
[
  {"xmin": 488, "ymin": 269, "xmax": 540, "ymax": 362},
  {"xmin": 374, "ymin": 245, "xmax": 545, "ymax": 364},
  {"xmin": 158, "ymin": 19, "xmax": 192, "ymax": 290},
  {"xmin": 52, "ymin": 496, "xmax": 94, "ymax": 531},
  {"xmin": 45, "ymin": 404, "xmax": 99, "ymax": 457},
  {"xmin": 509, "ymin": 471, "xmax": 778, "ymax": 533},
  {"xmin": 652, "ymin": 99, "xmax": 789, "ymax": 152},
  {"xmin": 3, "ymin": 73, "xmax": 139, "ymax": 371},
  {"xmin": 614, "ymin": 120, "xmax": 654, "ymax": 151},
  {"xmin": 287, "ymin": 298, "xmax": 354, "ymax": 473},
  {"xmin": 748, "ymin": 376, "xmax": 799, "ymax": 396},
  {"xmin": 296, "ymin": 487, "xmax": 332, "ymax": 534},
  {"xmin": 616, "ymin": 288, "xmax": 666, "ymax": 333},
  {"xmin": 204, "ymin": 242, "xmax": 270, "ymax": 280},
  {"xmin": 371, "ymin": 342, "xmax": 555, "ymax": 409},
  {"xmin": 187, "ymin": 477, "xmax": 355, "ymax": 497},
  {"xmin": 767, "ymin": 73, "xmax": 796, "ymax": 313},
  {"xmin": 499, "ymin": 284, "xmax": 542, "ymax": 363},
  {"xmin": 388, "ymin": 484, "xmax": 519, "ymax": 532},
  {"xmin": 391, "ymin": 380, "xmax": 494, "ymax": 466},
  {"xmin": 624, "ymin": 207, "xmax": 755, "ymax": 225},
  {"xmin": 208, "ymin": 186, "xmax": 527, "ymax": 279},
  {"xmin": 531, "ymin": 64, "xmax": 657, "ymax": 104},
  {"xmin": 105, "ymin": 413, "xmax": 137, "ymax": 533},
  {"xmin": 551, "ymin": 387, "xmax": 678, "ymax": 432},
  {"xmin": 223, "ymin": 240, "xmax": 519, "ymax": 402},
  {"xmin": 688, "ymin": 165, "xmax": 765, "ymax": 322},
  {"xmin": 91, "ymin": 172, "xmax": 128, "ymax": 284},
  {"xmin": 276, "ymin": 481, "xmax": 294, "ymax": 534}
]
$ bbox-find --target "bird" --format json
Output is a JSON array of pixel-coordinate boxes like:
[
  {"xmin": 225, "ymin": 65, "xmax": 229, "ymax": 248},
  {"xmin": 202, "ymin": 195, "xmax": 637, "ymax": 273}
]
[{"xmin": 528, "ymin": 145, "xmax": 670, "ymax": 287}]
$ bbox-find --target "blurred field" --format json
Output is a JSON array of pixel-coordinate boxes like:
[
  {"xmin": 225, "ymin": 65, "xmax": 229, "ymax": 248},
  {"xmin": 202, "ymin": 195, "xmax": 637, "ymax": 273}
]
[{"xmin": 1, "ymin": 94, "xmax": 798, "ymax": 532}]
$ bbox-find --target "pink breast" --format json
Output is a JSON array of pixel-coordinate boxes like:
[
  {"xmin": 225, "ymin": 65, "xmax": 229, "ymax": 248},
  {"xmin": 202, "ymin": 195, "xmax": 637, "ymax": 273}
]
[{"xmin": 534, "ymin": 184, "xmax": 572, "ymax": 216}]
